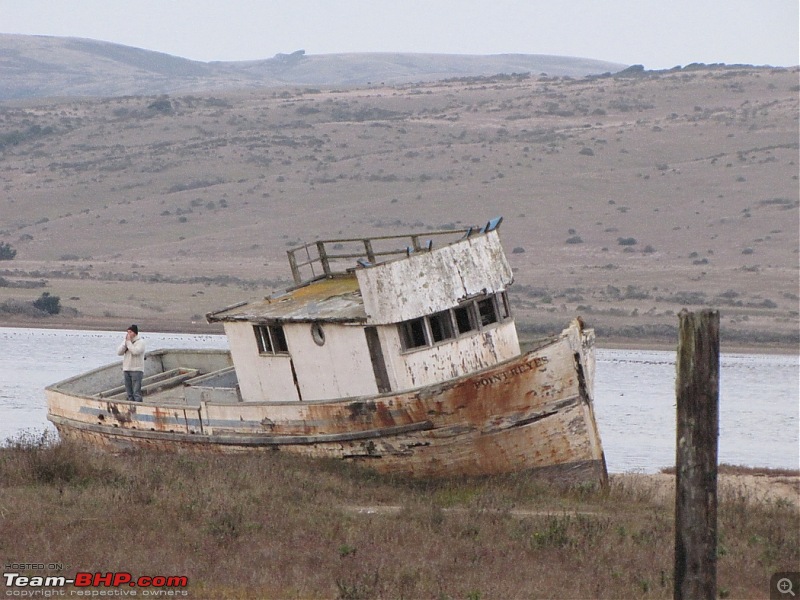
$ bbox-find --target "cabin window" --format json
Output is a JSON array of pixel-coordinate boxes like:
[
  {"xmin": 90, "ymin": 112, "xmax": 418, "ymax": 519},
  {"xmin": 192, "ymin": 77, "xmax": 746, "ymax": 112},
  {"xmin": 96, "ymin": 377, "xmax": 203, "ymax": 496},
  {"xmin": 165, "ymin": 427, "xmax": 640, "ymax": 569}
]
[
  {"xmin": 397, "ymin": 291, "xmax": 511, "ymax": 353},
  {"xmin": 454, "ymin": 304, "xmax": 477, "ymax": 334},
  {"xmin": 429, "ymin": 310, "xmax": 455, "ymax": 343},
  {"xmin": 399, "ymin": 317, "xmax": 427, "ymax": 350},
  {"xmin": 271, "ymin": 326, "xmax": 289, "ymax": 352},
  {"xmin": 477, "ymin": 297, "xmax": 499, "ymax": 327},
  {"xmin": 311, "ymin": 323, "xmax": 326, "ymax": 346},
  {"xmin": 254, "ymin": 324, "xmax": 289, "ymax": 355}
]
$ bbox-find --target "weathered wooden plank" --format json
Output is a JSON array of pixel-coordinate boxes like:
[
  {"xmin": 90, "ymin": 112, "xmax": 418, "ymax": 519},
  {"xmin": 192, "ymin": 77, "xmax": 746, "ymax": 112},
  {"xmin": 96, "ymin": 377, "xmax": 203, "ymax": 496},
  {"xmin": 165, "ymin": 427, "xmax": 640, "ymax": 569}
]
[{"xmin": 674, "ymin": 309, "xmax": 719, "ymax": 600}]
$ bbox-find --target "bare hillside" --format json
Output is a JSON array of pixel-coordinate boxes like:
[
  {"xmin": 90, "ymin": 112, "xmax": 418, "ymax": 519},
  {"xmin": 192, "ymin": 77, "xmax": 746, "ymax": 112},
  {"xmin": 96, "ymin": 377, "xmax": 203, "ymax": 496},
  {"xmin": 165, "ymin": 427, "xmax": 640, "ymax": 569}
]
[
  {"xmin": 0, "ymin": 65, "xmax": 798, "ymax": 348},
  {"xmin": 0, "ymin": 34, "xmax": 626, "ymax": 99}
]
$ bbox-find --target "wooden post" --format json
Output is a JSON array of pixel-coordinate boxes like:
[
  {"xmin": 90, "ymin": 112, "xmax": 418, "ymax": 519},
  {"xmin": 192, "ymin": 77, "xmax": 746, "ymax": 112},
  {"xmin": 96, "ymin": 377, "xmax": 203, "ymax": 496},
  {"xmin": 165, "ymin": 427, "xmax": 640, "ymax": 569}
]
[{"xmin": 674, "ymin": 309, "xmax": 719, "ymax": 600}]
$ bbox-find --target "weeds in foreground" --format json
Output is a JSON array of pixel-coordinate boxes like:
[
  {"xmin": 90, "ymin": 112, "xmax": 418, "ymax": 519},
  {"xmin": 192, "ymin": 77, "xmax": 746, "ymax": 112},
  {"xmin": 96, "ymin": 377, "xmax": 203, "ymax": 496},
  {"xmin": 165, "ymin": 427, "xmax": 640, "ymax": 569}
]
[
  {"xmin": 1, "ymin": 429, "xmax": 120, "ymax": 485},
  {"xmin": 1, "ymin": 432, "xmax": 797, "ymax": 599}
]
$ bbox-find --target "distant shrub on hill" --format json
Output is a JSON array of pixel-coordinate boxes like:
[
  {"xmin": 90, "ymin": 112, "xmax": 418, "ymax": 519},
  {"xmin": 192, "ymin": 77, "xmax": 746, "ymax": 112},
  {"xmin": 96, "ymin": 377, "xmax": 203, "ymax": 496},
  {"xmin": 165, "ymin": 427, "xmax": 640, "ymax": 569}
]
[
  {"xmin": 0, "ymin": 125, "xmax": 54, "ymax": 149},
  {"xmin": 33, "ymin": 292, "xmax": 61, "ymax": 315},
  {"xmin": 0, "ymin": 242, "xmax": 17, "ymax": 260},
  {"xmin": 147, "ymin": 98, "xmax": 173, "ymax": 113},
  {"xmin": 0, "ymin": 294, "xmax": 62, "ymax": 317},
  {"xmin": 0, "ymin": 299, "xmax": 40, "ymax": 317}
]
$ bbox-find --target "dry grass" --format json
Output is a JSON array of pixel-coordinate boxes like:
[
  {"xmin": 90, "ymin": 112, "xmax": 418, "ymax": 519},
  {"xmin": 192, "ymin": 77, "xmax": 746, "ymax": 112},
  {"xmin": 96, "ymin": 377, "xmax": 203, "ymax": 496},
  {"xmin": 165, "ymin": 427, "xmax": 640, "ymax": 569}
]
[{"xmin": 1, "ymin": 432, "xmax": 797, "ymax": 599}]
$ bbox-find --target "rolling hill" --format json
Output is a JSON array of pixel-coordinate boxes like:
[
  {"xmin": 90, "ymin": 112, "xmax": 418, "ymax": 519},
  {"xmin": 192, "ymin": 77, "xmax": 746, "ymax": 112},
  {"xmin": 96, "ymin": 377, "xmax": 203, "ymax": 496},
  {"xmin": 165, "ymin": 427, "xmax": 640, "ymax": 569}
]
[
  {"xmin": 0, "ymin": 34, "xmax": 626, "ymax": 100},
  {"xmin": 0, "ymin": 36, "xmax": 797, "ymax": 349}
]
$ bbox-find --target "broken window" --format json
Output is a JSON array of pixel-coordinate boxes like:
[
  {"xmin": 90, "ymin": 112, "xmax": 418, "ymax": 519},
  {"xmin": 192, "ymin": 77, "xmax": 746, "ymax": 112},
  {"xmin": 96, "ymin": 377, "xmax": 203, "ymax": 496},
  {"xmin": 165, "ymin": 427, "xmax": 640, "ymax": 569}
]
[
  {"xmin": 397, "ymin": 291, "xmax": 511, "ymax": 352},
  {"xmin": 399, "ymin": 317, "xmax": 427, "ymax": 350},
  {"xmin": 429, "ymin": 310, "xmax": 455, "ymax": 343},
  {"xmin": 477, "ymin": 297, "xmax": 499, "ymax": 327},
  {"xmin": 454, "ymin": 304, "xmax": 477, "ymax": 334}
]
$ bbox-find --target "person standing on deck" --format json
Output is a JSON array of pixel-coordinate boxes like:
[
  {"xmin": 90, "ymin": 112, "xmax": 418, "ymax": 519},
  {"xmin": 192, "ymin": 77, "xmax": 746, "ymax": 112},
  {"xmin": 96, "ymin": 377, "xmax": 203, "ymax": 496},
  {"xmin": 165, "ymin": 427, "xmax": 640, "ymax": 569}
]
[{"xmin": 117, "ymin": 324, "xmax": 145, "ymax": 402}]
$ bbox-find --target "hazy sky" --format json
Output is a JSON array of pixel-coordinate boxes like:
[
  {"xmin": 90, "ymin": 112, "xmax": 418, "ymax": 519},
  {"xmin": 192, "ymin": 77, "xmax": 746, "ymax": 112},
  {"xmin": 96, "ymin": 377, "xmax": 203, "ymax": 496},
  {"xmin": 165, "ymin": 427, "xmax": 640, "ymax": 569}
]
[{"xmin": 1, "ymin": 0, "xmax": 797, "ymax": 69}]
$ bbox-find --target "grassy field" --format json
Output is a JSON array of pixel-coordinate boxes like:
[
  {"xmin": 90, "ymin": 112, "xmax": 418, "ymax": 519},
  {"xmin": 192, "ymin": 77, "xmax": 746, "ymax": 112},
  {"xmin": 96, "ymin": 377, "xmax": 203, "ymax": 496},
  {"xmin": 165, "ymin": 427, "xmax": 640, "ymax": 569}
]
[
  {"xmin": 1, "ymin": 432, "xmax": 797, "ymax": 599},
  {"xmin": 1, "ymin": 65, "xmax": 798, "ymax": 350}
]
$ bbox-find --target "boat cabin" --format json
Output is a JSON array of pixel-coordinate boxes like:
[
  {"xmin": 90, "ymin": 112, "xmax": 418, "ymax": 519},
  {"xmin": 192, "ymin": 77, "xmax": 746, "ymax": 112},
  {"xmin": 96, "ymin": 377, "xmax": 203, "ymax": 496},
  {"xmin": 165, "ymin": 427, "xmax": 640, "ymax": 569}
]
[{"xmin": 206, "ymin": 219, "xmax": 520, "ymax": 402}]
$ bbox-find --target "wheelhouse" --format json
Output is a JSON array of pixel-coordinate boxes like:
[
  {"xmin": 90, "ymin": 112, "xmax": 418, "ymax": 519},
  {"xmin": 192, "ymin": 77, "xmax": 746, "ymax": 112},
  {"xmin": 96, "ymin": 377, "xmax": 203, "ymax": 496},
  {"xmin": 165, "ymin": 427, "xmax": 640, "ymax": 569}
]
[{"xmin": 206, "ymin": 220, "xmax": 520, "ymax": 403}]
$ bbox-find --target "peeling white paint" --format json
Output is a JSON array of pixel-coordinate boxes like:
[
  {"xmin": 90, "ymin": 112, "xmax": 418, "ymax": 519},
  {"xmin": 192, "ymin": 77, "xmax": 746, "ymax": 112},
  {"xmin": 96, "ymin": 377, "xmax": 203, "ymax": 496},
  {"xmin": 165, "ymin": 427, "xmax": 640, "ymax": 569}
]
[{"xmin": 357, "ymin": 231, "xmax": 513, "ymax": 324}]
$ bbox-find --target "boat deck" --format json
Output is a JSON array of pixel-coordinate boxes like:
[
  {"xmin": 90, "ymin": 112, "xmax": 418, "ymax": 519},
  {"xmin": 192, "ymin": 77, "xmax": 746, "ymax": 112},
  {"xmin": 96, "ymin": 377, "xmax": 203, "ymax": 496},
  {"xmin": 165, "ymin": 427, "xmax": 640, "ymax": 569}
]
[
  {"xmin": 48, "ymin": 349, "xmax": 239, "ymax": 407},
  {"xmin": 97, "ymin": 368, "xmax": 200, "ymax": 400},
  {"xmin": 99, "ymin": 366, "xmax": 241, "ymax": 407}
]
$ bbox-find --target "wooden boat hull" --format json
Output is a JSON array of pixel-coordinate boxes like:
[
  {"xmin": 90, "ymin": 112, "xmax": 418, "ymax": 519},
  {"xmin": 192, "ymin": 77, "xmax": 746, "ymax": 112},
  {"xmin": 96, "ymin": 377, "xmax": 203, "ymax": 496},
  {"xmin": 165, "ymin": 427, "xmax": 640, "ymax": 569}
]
[{"xmin": 46, "ymin": 322, "xmax": 607, "ymax": 484}]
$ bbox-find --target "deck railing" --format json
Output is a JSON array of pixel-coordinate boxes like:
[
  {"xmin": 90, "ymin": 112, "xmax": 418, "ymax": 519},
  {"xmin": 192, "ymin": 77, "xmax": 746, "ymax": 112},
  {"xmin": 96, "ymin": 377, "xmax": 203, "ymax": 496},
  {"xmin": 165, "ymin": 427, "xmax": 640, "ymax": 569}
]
[{"xmin": 286, "ymin": 228, "xmax": 472, "ymax": 285}]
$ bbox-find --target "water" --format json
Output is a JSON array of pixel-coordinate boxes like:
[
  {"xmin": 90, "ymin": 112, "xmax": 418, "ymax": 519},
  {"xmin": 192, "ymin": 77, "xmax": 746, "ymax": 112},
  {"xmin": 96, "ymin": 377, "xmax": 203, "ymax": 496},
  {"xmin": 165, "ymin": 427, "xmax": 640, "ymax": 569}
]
[
  {"xmin": 0, "ymin": 327, "xmax": 229, "ymax": 443},
  {"xmin": 594, "ymin": 349, "xmax": 799, "ymax": 472},
  {"xmin": 1, "ymin": 327, "xmax": 797, "ymax": 473}
]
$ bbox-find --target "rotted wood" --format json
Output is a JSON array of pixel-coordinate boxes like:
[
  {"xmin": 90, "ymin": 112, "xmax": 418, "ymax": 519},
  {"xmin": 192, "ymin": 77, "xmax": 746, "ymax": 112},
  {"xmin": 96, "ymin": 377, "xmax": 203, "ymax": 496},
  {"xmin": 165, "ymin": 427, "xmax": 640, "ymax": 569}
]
[{"xmin": 674, "ymin": 309, "xmax": 719, "ymax": 600}]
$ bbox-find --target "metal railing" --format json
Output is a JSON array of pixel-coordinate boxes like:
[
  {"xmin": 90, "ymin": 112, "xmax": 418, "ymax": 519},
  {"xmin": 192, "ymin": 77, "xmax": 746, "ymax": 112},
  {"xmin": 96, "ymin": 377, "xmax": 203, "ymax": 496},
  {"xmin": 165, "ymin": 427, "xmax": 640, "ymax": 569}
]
[{"xmin": 286, "ymin": 228, "xmax": 472, "ymax": 285}]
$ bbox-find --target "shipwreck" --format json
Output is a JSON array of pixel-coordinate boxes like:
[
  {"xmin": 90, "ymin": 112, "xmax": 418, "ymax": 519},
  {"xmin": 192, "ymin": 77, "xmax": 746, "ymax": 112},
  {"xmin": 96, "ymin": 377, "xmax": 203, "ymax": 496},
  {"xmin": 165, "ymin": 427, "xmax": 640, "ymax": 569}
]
[{"xmin": 47, "ymin": 218, "xmax": 607, "ymax": 483}]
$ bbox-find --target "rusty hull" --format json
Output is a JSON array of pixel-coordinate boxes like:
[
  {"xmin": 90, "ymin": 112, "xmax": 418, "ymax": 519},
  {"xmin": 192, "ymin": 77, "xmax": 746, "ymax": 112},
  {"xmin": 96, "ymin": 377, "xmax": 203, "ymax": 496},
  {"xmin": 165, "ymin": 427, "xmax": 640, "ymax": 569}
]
[{"xmin": 48, "ymin": 321, "xmax": 606, "ymax": 484}]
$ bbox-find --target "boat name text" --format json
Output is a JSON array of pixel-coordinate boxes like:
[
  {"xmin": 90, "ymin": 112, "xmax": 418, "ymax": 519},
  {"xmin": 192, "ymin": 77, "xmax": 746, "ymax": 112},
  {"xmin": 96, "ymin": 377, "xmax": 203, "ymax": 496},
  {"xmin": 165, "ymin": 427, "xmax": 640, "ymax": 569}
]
[{"xmin": 473, "ymin": 357, "xmax": 548, "ymax": 388}]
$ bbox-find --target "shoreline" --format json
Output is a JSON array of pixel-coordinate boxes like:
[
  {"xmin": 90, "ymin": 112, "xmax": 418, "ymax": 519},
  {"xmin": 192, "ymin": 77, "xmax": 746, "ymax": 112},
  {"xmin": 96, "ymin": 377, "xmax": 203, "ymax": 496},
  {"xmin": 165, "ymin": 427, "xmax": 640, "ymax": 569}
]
[
  {"xmin": 596, "ymin": 337, "xmax": 799, "ymax": 356},
  {"xmin": 2, "ymin": 317, "xmax": 797, "ymax": 355},
  {"xmin": 612, "ymin": 470, "xmax": 800, "ymax": 510}
]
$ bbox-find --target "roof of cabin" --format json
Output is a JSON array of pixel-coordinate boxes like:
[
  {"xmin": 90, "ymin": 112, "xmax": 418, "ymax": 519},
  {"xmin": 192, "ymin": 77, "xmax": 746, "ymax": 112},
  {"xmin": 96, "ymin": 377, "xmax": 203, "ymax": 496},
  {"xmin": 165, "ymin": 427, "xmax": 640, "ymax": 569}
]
[
  {"xmin": 206, "ymin": 274, "xmax": 366, "ymax": 324},
  {"xmin": 206, "ymin": 218, "xmax": 507, "ymax": 326}
]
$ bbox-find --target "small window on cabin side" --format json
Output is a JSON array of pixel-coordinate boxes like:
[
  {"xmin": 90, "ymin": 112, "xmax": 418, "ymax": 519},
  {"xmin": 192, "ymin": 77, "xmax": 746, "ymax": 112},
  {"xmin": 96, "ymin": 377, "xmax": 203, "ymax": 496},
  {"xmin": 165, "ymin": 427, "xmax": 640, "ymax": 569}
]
[
  {"xmin": 254, "ymin": 325, "xmax": 272, "ymax": 354},
  {"xmin": 477, "ymin": 297, "xmax": 499, "ymax": 327},
  {"xmin": 270, "ymin": 325, "xmax": 288, "ymax": 352},
  {"xmin": 429, "ymin": 310, "xmax": 455, "ymax": 343},
  {"xmin": 399, "ymin": 317, "xmax": 427, "ymax": 350},
  {"xmin": 454, "ymin": 304, "xmax": 477, "ymax": 334},
  {"xmin": 311, "ymin": 322, "xmax": 325, "ymax": 346},
  {"xmin": 254, "ymin": 324, "xmax": 288, "ymax": 354}
]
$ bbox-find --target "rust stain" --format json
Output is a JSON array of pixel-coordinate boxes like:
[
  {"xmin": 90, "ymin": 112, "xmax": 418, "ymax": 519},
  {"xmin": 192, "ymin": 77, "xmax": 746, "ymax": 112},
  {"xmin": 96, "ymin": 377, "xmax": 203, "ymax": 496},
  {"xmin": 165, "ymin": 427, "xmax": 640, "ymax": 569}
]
[
  {"xmin": 107, "ymin": 403, "xmax": 132, "ymax": 425},
  {"xmin": 153, "ymin": 407, "xmax": 170, "ymax": 431},
  {"xmin": 347, "ymin": 400, "xmax": 377, "ymax": 421}
]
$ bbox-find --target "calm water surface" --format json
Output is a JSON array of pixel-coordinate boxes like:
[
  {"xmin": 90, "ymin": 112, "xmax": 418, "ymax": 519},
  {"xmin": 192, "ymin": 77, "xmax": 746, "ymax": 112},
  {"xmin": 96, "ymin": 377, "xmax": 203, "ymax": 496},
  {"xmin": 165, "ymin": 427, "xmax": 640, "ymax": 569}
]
[
  {"xmin": 1, "ymin": 327, "xmax": 797, "ymax": 473},
  {"xmin": 594, "ymin": 348, "xmax": 798, "ymax": 472}
]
